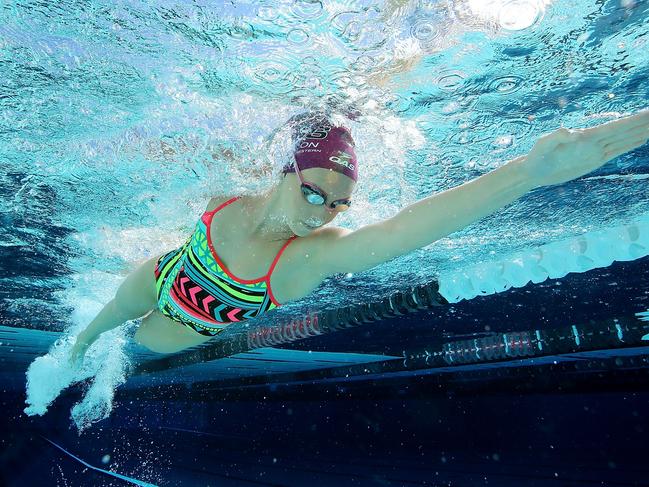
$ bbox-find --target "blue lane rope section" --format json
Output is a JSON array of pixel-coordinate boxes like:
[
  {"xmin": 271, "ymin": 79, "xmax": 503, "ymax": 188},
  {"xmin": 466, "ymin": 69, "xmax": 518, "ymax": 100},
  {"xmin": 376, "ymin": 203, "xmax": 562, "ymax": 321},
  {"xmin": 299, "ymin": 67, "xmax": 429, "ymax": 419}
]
[
  {"xmin": 638, "ymin": 309, "xmax": 649, "ymax": 340},
  {"xmin": 41, "ymin": 436, "xmax": 159, "ymax": 487}
]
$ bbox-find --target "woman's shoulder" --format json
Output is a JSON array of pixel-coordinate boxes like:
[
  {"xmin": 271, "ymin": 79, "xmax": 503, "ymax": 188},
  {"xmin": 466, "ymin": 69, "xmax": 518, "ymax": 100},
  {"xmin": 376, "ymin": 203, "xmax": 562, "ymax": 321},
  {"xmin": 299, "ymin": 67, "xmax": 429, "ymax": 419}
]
[
  {"xmin": 204, "ymin": 195, "xmax": 238, "ymax": 213},
  {"xmin": 294, "ymin": 225, "xmax": 352, "ymax": 255},
  {"xmin": 310, "ymin": 225, "xmax": 352, "ymax": 240}
]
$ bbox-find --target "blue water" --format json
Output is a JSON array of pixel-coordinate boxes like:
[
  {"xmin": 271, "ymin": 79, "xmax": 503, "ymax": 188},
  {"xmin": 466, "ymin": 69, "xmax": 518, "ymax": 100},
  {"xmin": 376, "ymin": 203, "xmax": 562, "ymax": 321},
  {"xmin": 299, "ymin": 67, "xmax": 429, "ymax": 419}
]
[{"xmin": 1, "ymin": 0, "xmax": 649, "ymax": 485}]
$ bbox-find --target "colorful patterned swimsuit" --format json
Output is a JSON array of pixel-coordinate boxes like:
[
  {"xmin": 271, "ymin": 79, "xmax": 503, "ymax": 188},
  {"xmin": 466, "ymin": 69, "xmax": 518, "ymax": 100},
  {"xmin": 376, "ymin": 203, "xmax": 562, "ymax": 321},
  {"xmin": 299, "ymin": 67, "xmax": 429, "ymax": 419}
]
[{"xmin": 153, "ymin": 196, "xmax": 298, "ymax": 337}]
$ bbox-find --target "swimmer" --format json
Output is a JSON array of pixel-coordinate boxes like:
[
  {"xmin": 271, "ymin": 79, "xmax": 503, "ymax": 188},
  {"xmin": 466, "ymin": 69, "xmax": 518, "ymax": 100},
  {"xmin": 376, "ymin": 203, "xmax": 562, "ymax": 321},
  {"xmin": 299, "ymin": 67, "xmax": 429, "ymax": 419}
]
[{"xmin": 70, "ymin": 109, "xmax": 649, "ymax": 362}]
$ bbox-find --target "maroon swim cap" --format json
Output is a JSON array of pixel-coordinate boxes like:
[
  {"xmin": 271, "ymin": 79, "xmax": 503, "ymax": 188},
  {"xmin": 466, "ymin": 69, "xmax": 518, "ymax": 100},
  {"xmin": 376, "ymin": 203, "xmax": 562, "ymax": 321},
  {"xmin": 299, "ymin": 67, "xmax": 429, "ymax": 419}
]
[{"xmin": 283, "ymin": 120, "xmax": 358, "ymax": 181}]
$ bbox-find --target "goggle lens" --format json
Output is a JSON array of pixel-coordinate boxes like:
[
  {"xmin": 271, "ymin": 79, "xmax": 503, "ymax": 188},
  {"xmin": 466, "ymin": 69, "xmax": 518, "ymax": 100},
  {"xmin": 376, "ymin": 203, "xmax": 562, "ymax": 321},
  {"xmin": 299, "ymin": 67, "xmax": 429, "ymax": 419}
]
[
  {"xmin": 332, "ymin": 202, "xmax": 350, "ymax": 212},
  {"xmin": 301, "ymin": 184, "xmax": 351, "ymax": 212},
  {"xmin": 302, "ymin": 186, "xmax": 325, "ymax": 205}
]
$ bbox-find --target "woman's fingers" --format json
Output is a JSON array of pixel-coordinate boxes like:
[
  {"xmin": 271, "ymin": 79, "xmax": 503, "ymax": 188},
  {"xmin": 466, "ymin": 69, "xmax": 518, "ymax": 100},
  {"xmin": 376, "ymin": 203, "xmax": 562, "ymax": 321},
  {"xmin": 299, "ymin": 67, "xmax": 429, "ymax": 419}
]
[
  {"xmin": 597, "ymin": 123, "xmax": 649, "ymax": 149},
  {"xmin": 603, "ymin": 128, "xmax": 649, "ymax": 157},
  {"xmin": 602, "ymin": 124, "xmax": 649, "ymax": 148},
  {"xmin": 70, "ymin": 347, "xmax": 80, "ymax": 363},
  {"xmin": 600, "ymin": 133, "xmax": 648, "ymax": 161},
  {"xmin": 592, "ymin": 110, "xmax": 649, "ymax": 143},
  {"xmin": 603, "ymin": 134, "xmax": 649, "ymax": 160},
  {"xmin": 69, "ymin": 340, "xmax": 88, "ymax": 366}
]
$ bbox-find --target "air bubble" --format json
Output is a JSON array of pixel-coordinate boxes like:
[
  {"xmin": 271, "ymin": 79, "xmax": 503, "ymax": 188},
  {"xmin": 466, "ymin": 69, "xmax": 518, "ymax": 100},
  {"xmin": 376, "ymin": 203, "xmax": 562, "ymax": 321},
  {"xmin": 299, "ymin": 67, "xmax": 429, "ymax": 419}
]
[
  {"xmin": 411, "ymin": 18, "xmax": 440, "ymax": 44},
  {"xmin": 437, "ymin": 71, "xmax": 465, "ymax": 91},
  {"xmin": 257, "ymin": 6, "xmax": 278, "ymax": 21},
  {"xmin": 287, "ymin": 28, "xmax": 309, "ymax": 45},
  {"xmin": 290, "ymin": 0, "xmax": 323, "ymax": 20},
  {"xmin": 498, "ymin": 0, "xmax": 544, "ymax": 31},
  {"xmin": 488, "ymin": 75, "xmax": 524, "ymax": 94}
]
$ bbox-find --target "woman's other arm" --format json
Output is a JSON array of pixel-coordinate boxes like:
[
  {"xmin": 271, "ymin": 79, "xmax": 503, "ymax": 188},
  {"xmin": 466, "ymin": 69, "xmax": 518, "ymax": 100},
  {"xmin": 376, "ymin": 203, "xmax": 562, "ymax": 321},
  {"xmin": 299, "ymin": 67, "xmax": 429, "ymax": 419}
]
[
  {"xmin": 313, "ymin": 154, "xmax": 531, "ymax": 276},
  {"xmin": 314, "ymin": 109, "xmax": 649, "ymax": 277}
]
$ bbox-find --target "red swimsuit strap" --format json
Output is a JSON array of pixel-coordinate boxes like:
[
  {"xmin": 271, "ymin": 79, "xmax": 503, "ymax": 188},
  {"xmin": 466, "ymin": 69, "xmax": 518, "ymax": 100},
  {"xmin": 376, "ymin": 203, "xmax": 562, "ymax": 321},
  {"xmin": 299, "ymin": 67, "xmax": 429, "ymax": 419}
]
[
  {"xmin": 206, "ymin": 195, "xmax": 298, "ymax": 281},
  {"xmin": 267, "ymin": 235, "xmax": 298, "ymax": 278},
  {"xmin": 206, "ymin": 196, "xmax": 240, "ymax": 216}
]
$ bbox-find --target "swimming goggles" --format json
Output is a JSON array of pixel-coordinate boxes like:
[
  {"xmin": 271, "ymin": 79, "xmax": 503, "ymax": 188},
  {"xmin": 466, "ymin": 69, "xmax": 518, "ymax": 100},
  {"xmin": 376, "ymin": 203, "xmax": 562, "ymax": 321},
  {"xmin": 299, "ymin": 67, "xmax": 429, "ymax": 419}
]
[{"xmin": 293, "ymin": 161, "xmax": 352, "ymax": 212}]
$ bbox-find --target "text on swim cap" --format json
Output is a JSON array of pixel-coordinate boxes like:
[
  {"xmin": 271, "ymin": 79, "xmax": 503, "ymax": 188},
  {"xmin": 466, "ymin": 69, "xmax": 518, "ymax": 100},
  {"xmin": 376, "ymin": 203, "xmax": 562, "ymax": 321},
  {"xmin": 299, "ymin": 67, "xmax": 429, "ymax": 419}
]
[
  {"xmin": 299, "ymin": 141, "xmax": 320, "ymax": 149},
  {"xmin": 329, "ymin": 154, "xmax": 355, "ymax": 171},
  {"xmin": 303, "ymin": 123, "xmax": 332, "ymax": 139}
]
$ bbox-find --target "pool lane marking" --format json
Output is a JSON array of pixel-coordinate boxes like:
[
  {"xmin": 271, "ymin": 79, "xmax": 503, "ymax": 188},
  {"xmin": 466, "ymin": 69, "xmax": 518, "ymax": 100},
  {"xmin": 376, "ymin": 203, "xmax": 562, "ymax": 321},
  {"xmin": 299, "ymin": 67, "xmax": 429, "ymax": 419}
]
[{"xmin": 41, "ymin": 436, "xmax": 158, "ymax": 487}]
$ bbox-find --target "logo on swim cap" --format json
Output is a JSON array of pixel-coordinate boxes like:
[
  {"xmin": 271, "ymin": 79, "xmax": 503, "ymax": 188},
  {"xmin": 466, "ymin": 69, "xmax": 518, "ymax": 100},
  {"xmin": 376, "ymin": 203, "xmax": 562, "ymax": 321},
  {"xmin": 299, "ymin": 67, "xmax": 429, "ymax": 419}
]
[
  {"xmin": 329, "ymin": 152, "xmax": 355, "ymax": 171},
  {"xmin": 285, "ymin": 121, "xmax": 358, "ymax": 181},
  {"xmin": 301, "ymin": 122, "xmax": 332, "ymax": 140},
  {"xmin": 299, "ymin": 141, "xmax": 320, "ymax": 149}
]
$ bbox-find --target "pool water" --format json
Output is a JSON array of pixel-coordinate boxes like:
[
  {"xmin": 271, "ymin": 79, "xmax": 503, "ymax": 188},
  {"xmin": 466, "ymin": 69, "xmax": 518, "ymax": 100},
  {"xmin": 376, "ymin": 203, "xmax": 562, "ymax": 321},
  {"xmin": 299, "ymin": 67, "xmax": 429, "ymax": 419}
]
[{"xmin": 1, "ymin": 0, "xmax": 648, "ymax": 485}]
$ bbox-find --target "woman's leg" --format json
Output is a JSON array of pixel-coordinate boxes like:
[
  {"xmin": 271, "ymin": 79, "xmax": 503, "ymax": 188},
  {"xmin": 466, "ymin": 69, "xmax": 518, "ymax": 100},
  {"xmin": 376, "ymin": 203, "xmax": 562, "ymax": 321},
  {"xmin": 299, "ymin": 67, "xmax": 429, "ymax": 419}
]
[{"xmin": 135, "ymin": 310, "xmax": 213, "ymax": 353}]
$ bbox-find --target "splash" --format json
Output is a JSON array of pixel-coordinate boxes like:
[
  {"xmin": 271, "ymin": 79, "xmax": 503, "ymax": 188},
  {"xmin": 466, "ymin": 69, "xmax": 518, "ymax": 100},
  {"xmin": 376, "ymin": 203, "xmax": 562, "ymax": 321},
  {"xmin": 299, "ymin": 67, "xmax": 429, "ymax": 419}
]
[{"xmin": 24, "ymin": 298, "xmax": 132, "ymax": 432}]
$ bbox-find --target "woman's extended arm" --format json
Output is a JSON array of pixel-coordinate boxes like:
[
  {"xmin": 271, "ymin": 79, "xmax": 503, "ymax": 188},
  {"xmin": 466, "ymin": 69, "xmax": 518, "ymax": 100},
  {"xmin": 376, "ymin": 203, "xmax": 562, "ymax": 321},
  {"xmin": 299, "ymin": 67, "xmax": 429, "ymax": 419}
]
[
  {"xmin": 382, "ymin": 153, "xmax": 531, "ymax": 251},
  {"xmin": 314, "ymin": 109, "xmax": 649, "ymax": 277}
]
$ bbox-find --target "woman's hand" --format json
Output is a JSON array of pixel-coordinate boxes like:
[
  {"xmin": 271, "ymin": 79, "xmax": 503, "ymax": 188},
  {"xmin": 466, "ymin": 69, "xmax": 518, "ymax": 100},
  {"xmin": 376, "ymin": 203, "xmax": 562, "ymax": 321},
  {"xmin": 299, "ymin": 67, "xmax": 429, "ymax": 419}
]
[
  {"xmin": 69, "ymin": 331, "xmax": 95, "ymax": 366},
  {"xmin": 521, "ymin": 109, "xmax": 649, "ymax": 189}
]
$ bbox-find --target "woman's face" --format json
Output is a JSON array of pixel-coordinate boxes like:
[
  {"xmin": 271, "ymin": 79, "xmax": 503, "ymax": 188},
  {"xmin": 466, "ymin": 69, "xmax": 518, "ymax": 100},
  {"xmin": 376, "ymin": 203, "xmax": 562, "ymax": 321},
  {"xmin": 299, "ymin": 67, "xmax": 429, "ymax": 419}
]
[{"xmin": 286, "ymin": 167, "xmax": 355, "ymax": 237}]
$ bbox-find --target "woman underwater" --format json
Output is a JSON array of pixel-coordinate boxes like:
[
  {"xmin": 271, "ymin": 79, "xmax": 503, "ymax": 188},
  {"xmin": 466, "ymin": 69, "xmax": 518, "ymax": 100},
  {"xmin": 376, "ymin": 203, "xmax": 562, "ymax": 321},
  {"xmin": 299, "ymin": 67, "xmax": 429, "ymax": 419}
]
[{"xmin": 70, "ymin": 110, "xmax": 649, "ymax": 362}]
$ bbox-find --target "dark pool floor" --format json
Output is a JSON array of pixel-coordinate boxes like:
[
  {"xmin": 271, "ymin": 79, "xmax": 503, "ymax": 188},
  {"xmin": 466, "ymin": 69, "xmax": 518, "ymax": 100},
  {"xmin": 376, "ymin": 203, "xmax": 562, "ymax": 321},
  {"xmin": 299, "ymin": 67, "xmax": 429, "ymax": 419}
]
[{"xmin": 4, "ymin": 384, "xmax": 648, "ymax": 487}]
